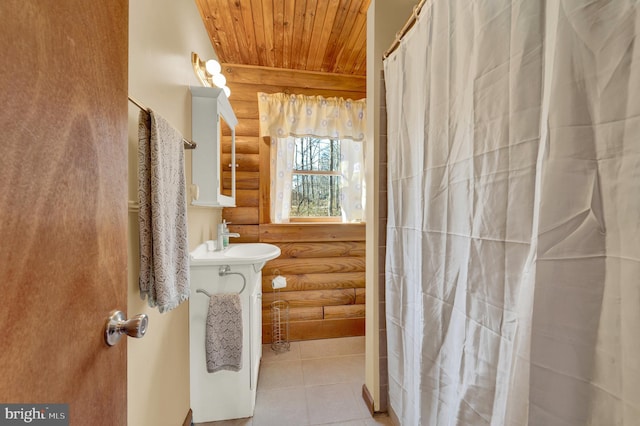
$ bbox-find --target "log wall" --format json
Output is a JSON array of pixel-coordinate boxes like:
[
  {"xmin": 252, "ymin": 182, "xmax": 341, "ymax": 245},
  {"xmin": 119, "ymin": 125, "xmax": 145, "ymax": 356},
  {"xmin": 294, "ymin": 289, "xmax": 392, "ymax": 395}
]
[{"xmin": 220, "ymin": 64, "xmax": 366, "ymax": 342}]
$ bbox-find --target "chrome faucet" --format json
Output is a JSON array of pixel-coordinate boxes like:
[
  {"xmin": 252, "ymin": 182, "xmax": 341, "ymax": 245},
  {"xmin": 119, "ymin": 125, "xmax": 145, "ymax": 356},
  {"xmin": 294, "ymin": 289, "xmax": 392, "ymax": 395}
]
[{"xmin": 216, "ymin": 221, "xmax": 240, "ymax": 251}]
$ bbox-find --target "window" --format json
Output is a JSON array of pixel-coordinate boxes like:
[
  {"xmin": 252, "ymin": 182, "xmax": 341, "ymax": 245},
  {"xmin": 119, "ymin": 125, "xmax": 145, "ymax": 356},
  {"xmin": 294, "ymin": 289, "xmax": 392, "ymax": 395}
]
[
  {"xmin": 290, "ymin": 137, "xmax": 342, "ymax": 219},
  {"xmin": 279, "ymin": 135, "xmax": 364, "ymax": 223},
  {"xmin": 258, "ymin": 92, "xmax": 366, "ymax": 223}
]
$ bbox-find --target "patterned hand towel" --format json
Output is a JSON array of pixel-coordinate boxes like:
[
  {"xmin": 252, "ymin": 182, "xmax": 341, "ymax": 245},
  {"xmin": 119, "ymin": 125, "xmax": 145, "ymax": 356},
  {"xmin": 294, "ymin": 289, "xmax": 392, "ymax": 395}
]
[
  {"xmin": 138, "ymin": 109, "xmax": 190, "ymax": 313},
  {"xmin": 206, "ymin": 294, "xmax": 243, "ymax": 373}
]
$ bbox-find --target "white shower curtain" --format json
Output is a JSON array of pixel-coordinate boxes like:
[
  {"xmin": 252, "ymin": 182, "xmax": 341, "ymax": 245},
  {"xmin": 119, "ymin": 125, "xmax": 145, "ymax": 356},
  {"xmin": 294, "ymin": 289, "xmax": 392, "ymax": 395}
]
[{"xmin": 383, "ymin": 1, "xmax": 640, "ymax": 425}]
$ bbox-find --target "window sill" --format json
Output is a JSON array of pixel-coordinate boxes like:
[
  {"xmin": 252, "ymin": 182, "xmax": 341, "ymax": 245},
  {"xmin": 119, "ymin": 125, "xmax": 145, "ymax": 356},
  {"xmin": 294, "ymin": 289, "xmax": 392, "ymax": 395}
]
[
  {"xmin": 289, "ymin": 219, "xmax": 365, "ymax": 224},
  {"xmin": 259, "ymin": 223, "xmax": 366, "ymax": 242},
  {"xmin": 289, "ymin": 217, "xmax": 341, "ymax": 223}
]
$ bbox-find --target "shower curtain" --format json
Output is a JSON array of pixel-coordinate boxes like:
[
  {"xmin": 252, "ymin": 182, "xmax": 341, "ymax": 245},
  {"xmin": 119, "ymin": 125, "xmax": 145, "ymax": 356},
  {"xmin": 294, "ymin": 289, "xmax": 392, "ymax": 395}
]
[{"xmin": 383, "ymin": 1, "xmax": 640, "ymax": 425}]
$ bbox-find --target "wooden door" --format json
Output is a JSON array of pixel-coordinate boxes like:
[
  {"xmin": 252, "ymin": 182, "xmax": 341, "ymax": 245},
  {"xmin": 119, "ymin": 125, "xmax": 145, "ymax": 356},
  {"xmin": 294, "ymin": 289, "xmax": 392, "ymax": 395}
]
[{"xmin": 0, "ymin": 1, "xmax": 128, "ymax": 424}]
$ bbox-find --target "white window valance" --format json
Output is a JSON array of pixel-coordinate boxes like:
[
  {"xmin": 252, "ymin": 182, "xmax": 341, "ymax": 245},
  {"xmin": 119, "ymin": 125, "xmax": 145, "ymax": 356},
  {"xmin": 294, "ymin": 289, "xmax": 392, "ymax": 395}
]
[{"xmin": 258, "ymin": 92, "xmax": 366, "ymax": 141}]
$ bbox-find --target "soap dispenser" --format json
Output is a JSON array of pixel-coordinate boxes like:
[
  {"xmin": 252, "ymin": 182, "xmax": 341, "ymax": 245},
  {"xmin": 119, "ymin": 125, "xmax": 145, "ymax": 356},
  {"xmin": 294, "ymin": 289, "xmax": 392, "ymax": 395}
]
[{"xmin": 222, "ymin": 220, "xmax": 230, "ymax": 249}]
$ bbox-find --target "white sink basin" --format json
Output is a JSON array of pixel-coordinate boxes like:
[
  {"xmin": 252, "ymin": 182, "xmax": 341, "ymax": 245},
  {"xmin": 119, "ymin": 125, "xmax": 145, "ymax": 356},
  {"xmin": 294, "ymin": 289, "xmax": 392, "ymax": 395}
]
[
  {"xmin": 223, "ymin": 243, "xmax": 280, "ymax": 260},
  {"xmin": 190, "ymin": 242, "xmax": 281, "ymax": 269}
]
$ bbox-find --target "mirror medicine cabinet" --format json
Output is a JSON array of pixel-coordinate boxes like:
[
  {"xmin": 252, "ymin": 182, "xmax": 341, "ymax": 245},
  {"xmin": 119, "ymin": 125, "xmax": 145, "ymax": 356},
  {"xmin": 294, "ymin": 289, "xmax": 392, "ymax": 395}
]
[{"xmin": 190, "ymin": 86, "xmax": 238, "ymax": 207}]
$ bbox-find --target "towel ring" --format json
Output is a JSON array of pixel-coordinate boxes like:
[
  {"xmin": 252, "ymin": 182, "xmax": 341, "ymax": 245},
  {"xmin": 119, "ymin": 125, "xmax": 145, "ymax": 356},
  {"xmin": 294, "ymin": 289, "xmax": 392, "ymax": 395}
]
[
  {"xmin": 196, "ymin": 265, "xmax": 247, "ymax": 297},
  {"xmin": 219, "ymin": 265, "xmax": 247, "ymax": 294}
]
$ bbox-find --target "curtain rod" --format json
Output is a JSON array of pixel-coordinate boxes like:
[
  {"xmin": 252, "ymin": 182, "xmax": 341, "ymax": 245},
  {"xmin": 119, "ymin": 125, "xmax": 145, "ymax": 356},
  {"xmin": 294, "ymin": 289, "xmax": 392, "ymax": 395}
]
[
  {"xmin": 383, "ymin": 0, "xmax": 428, "ymax": 59},
  {"xmin": 128, "ymin": 96, "xmax": 197, "ymax": 150}
]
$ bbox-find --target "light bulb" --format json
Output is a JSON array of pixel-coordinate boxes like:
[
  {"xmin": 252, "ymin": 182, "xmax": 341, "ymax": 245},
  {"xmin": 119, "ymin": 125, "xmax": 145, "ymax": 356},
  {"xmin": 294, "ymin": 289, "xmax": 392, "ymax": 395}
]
[
  {"xmin": 222, "ymin": 86, "xmax": 231, "ymax": 98},
  {"xmin": 211, "ymin": 73, "xmax": 227, "ymax": 88},
  {"xmin": 205, "ymin": 59, "xmax": 221, "ymax": 76}
]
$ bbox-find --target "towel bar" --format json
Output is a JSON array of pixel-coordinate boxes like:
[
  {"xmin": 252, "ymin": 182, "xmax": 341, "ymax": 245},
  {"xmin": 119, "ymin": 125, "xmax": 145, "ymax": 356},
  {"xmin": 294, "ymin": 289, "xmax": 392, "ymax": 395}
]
[{"xmin": 128, "ymin": 96, "xmax": 197, "ymax": 149}]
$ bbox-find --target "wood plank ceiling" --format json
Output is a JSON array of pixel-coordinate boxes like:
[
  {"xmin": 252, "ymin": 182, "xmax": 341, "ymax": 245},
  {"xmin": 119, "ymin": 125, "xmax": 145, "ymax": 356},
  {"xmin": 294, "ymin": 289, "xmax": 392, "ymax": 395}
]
[{"xmin": 195, "ymin": 0, "xmax": 371, "ymax": 76}]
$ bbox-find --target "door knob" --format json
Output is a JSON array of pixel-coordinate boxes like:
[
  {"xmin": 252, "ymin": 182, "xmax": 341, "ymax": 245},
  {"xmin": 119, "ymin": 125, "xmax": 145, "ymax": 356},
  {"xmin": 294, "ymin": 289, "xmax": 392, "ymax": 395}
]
[{"xmin": 104, "ymin": 310, "xmax": 149, "ymax": 346}]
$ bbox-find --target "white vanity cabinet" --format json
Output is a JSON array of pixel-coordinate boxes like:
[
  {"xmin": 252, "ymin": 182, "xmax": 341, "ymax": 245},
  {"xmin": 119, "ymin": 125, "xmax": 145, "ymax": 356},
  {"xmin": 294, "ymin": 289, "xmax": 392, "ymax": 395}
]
[
  {"xmin": 188, "ymin": 243, "xmax": 280, "ymax": 423},
  {"xmin": 190, "ymin": 86, "xmax": 237, "ymax": 207},
  {"xmin": 250, "ymin": 281, "xmax": 262, "ymax": 390}
]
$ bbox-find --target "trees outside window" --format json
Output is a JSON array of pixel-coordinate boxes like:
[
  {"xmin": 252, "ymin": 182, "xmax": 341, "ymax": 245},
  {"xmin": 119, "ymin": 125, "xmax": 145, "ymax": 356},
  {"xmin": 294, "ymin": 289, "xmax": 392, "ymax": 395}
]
[{"xmin": 290, "ymin": 137, "xmax": 342, "ymax": 218}]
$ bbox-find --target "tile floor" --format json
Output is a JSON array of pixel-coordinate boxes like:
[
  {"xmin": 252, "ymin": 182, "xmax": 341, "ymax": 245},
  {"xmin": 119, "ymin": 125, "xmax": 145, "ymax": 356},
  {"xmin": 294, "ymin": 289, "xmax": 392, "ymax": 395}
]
[{"xmin": 198, "ymin": 336, "xmax": 394, "ymax": 426}]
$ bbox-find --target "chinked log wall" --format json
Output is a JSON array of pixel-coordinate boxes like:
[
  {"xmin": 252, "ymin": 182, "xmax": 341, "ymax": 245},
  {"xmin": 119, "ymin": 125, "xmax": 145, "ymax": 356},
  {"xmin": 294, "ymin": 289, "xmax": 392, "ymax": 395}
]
[{"xmin": 220, "ymin": 63, "xmax": 366, "ymax": 343}]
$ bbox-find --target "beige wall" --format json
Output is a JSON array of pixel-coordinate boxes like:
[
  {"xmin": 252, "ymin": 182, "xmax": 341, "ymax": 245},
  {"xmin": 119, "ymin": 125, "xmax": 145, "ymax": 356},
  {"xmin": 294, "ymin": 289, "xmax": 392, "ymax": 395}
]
[
  {"xmin": 127, "ymin": 1, "xmax": 221, "ymax": 425},
  {"xmin": 365, "ymin": 0, "xmax": 417, "ymax": 412}
]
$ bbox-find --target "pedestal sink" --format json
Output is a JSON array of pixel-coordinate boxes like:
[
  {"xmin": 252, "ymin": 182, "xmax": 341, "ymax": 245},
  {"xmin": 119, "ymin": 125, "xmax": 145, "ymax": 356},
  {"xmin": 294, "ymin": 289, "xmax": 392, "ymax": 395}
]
[
  {"xmin": 190, "ymin": 242, "xmax": 281, "ymax": 270},
  {"xmin": 188, "ymin": 241, "xmax": 281, "ymax": 422}
]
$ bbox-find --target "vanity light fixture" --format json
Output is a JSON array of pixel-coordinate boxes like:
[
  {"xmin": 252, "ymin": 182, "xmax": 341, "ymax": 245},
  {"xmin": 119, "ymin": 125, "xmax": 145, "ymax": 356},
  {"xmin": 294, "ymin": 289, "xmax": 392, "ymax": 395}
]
[
  {"xmin": 205, "ymin": 58, "xmax": 221, "ymax": 75},
  {"xmin": 191, "ymin": 52, "xmax": 231, "ymax": 98},
  {"xmin": 211, "ymin": 72, "xmax": 226, "ymax": 88}
]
